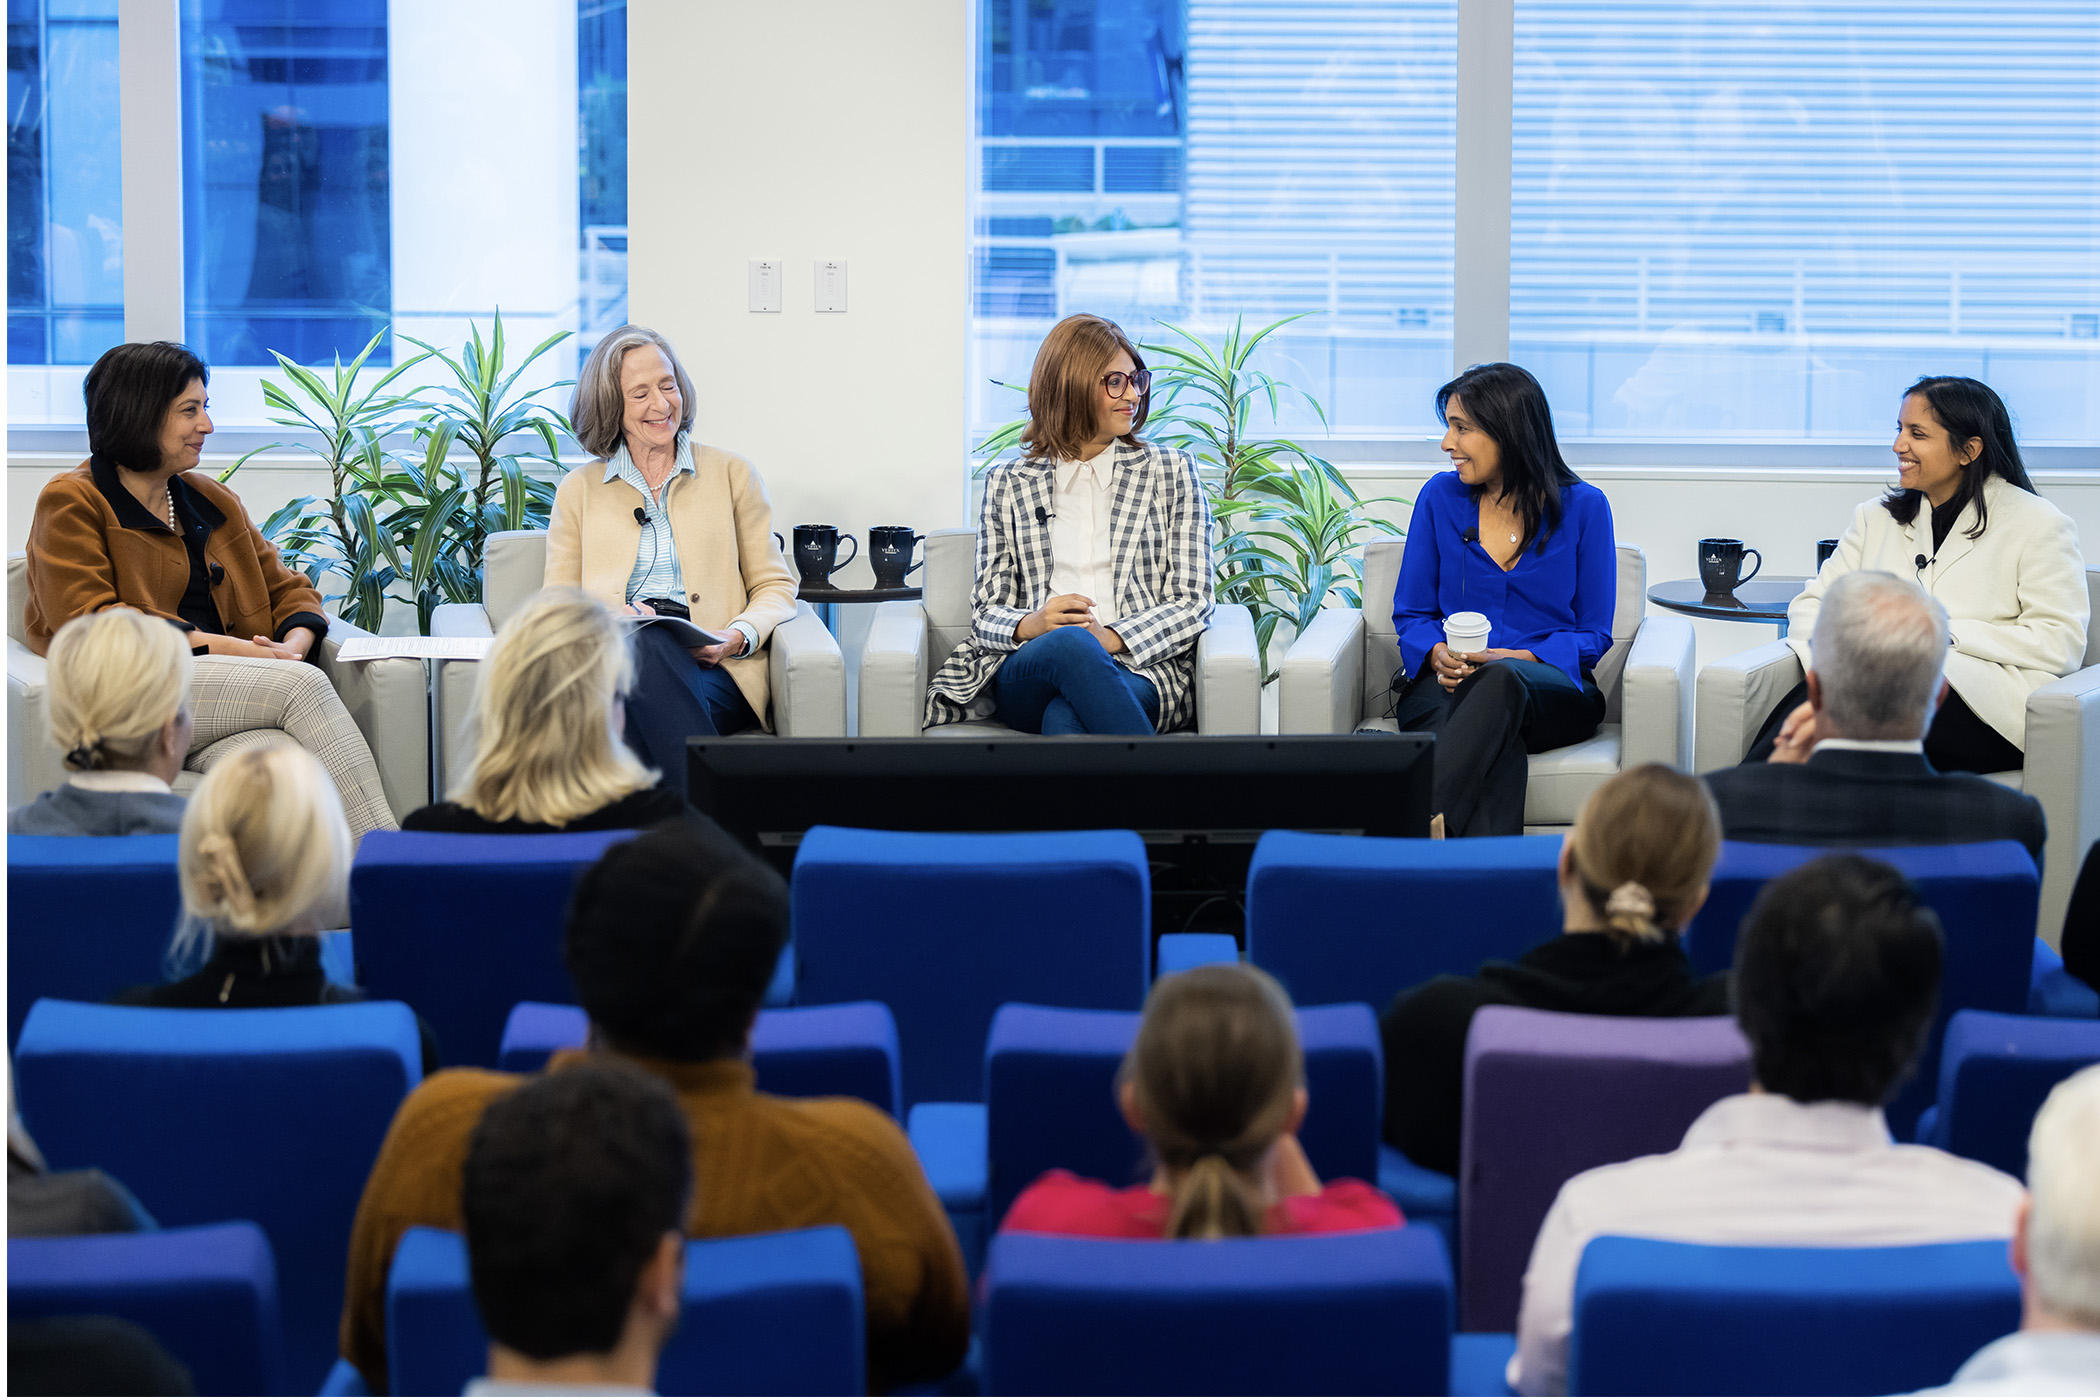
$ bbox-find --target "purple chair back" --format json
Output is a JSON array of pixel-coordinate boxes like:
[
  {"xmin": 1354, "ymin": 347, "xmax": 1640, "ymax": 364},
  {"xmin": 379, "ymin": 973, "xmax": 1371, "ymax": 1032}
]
[{"xmin": 1458, "ymin": 1007, "xmax": 1752, "ymax": 1332}]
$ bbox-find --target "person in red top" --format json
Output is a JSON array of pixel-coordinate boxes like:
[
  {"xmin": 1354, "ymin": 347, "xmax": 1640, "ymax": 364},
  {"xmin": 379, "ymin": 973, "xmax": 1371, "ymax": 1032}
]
[{"xmin": 1001, "ymin": 963, "xmax": 1403, "ymax": 1239}]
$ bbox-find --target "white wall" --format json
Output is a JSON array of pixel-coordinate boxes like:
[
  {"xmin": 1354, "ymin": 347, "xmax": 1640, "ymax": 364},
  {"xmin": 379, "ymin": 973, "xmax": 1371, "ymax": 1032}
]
[{"xmin": 625, "ymin": 0, "xmax": 973, "ymax": 583}]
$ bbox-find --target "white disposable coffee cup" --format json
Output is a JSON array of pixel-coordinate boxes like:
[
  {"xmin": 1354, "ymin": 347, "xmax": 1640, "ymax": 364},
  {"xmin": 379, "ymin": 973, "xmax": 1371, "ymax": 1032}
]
[{"xmin": 1444, "ymin": 610, "xmax": 1492, "ymax": 656}]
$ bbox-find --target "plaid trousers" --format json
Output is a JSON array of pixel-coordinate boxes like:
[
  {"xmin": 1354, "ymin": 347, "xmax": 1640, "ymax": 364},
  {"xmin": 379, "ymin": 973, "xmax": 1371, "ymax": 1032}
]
[{"xmin": 187, "ymin": 656, "xmax": 399, "ymax": 839}]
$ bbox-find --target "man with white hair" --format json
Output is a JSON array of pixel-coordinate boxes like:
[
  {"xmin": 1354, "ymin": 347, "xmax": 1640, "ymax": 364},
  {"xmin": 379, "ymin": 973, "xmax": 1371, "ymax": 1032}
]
[
  {"xmin": 1925, "ymin": 1063, "xmax": 2100, "ymax": 1394},
  {"xmin": 1705, "ymin": 570, "xmax": 2045, "ymax": 860}
]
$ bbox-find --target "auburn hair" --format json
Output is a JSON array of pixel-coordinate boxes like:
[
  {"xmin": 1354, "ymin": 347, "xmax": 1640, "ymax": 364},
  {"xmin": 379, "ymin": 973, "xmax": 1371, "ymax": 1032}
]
[{"xmin": 1021, "ymin": 313, "xmax": 1149, "ymax": 462}]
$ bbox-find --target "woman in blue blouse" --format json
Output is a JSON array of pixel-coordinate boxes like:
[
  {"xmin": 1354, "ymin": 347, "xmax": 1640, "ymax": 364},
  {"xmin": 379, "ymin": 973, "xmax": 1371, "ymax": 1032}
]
[{"xmin": 1389, "ymin": 363, "xmax": 1616, "ymax": 835}]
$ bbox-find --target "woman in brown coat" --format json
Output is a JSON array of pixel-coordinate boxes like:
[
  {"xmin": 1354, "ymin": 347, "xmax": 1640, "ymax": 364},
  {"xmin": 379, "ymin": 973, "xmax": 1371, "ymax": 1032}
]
[{"xmin": 23, "ymin": 341, "xmax": 396, "ymax": 837}]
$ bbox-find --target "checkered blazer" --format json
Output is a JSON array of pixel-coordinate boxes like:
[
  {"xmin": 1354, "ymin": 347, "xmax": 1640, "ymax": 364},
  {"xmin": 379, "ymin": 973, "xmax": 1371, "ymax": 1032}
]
[{"xmin": 926, "ymin": 440, "xmax": 1215, "ymax": 730}]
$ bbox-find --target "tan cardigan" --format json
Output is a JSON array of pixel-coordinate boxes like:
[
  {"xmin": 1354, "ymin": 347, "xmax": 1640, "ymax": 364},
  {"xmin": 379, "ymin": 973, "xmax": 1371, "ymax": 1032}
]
[{"xmin": 544, "ymin": 444, "xmax": 799, "ymax": 727}]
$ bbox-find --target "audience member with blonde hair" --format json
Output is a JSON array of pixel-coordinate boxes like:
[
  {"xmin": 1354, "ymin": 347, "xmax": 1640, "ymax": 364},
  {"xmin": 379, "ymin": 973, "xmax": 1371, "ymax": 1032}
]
[
  {"xmin": 9, "ymin": 608, "xmax": 192, "ymax": 835},
  {"xmin": 111, "ymin": 744, "xmax": 436, "ymax": 1067},
  {"xmin": 1001, "ymin": 963, "xmax": 1402, "ymax": 1239},
  {"xmin": 1927, "ymin": 1063, "xmax": 2100, "ymax": 1395},
  {"xmin": 1380, "ymin": 762, "xmax": 1727, "ymax": 1176},
  {"xmin": 404, "ymin": 589, "xmax": 686, "ymax": 834}
]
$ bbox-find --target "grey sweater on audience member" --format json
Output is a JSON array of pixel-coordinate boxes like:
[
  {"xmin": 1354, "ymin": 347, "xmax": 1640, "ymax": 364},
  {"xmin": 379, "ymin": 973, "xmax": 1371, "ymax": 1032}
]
[{"xmin": 7, "ymin": 784, "xmax": 187, "ymax": 836}]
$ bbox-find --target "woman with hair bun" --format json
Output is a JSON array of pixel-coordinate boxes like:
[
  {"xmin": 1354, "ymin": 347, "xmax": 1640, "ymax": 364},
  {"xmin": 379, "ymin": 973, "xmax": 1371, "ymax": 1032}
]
[
  {"xmin": 1001, "ymin": 963, "xmax": 1402, "ymax": 1239},
  {"xmin": 1379, "ymin": 763, "xmax": 1728, "ymax": 1177},
  {"xmin": 1747, "ymin": 375, "xmax": 2087, "ymax": 773},
  {"xmin": 112, "ymin": 744, "xmax": 436, "ymax": 1067},
  {"xmin": 9, "ymin": 608, "xmax": 192, "ymax": 835}
]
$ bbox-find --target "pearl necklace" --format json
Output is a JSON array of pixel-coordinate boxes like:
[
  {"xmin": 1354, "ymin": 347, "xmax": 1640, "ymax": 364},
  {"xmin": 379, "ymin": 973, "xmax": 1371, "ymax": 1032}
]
[{"xmin": 165, "ymin": 485, "xmax": 179, "ymax": 532}]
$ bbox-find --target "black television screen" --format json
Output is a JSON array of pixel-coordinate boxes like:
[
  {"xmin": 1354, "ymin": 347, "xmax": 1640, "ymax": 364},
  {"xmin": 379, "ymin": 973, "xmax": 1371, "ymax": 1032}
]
[{"xmin": 687, "ymin": 735, "xmax": 1434, "ymax": 936}]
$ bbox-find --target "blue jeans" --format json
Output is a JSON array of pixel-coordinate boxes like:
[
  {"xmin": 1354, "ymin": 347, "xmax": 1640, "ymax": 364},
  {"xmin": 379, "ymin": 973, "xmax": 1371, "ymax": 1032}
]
[
  {"xmin": 623, "ymin": 622, "xmax": 758, "ymax": 797},
  {"xmin": 993, "ymin": 627, "xmax": 1161, "ymax": 735}
]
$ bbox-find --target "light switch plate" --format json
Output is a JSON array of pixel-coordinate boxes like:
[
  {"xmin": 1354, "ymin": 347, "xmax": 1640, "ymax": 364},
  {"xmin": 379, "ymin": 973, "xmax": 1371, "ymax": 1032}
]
[
  {"xmin": 748, "ymin": 259, "xmax": 782, "ymax": 313},
  {"xmin": 815, "ymin": 259, "xmax": 847, "ymax": 313}
]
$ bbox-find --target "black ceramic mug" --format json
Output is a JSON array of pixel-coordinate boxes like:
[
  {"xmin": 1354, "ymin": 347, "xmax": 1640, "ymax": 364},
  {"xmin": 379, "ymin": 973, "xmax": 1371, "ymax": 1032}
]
[
  {"xmin": 1698, "ymin": 538, "xmax": 1763, "ymax": 595},
  {"xmin": 793, "ymin": 525, "xmax": 857, "ymax": 586},
  {"xmin": 1816, "ymin": 538, "xmax": 1840, "ymax": 569},
  {"xmin": 868, "ymin": 526, "xmax": 925, "ymax": 589}
]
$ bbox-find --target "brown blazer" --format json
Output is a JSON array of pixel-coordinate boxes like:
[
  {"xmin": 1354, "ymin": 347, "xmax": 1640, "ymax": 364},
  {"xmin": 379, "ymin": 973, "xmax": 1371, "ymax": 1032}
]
[
  {"xmin": 338, "ymin": 1053, "xmax": 971, "ymax": 1395},
  {"xmin": 543, "ymin": 442, "xmax": 799, "ymax": 726},
  {"xmin": 23, "ymin": 459, "xmax": 328, "ymax": 656}
]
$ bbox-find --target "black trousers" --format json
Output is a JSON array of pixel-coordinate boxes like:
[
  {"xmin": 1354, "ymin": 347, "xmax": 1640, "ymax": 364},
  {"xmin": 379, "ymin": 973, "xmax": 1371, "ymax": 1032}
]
[
  {"xmin": 623, "ymin": 623, "xmax": 759, "ymax": 799},
  {"xmin": 1391, "ymin": 658, "xmax": 1606, "ymax": 837},
  {"xmin": 1743, "ymin": 679, "xmax": 2024, "ymax": 775}
]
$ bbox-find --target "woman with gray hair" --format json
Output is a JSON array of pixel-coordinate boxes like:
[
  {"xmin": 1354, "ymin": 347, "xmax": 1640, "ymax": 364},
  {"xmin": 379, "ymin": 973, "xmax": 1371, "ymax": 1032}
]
[{"xmin": 545, "ymin": 326, "xmax": 799, "ymax": 793}]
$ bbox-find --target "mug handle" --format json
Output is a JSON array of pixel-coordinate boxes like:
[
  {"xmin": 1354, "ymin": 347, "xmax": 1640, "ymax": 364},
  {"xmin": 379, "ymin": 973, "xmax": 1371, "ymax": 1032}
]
[
  {"xmin": 906, "ymin": 532, "xmax": 926, "ymax": 576},
  {"xmin": 773, "ymin": 532, "xmax": 786, "ymax": 556},
  {"xmin": 832, "ymin": 534, "xmax": 859, "ymax": 572},
  {"xmin": 1738, "ymin": 548, "xmax": 1762, "ymax": 585}
]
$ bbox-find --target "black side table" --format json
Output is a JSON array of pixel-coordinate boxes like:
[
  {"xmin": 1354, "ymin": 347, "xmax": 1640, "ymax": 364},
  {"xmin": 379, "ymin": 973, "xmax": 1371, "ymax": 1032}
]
[
  {"xmin": 1647, "ymin": 576, "xmax": 1810, "ymax": 637},
  {"xmin": 797, "ymin": 582, "xmax": 923, "ymax": 634}
]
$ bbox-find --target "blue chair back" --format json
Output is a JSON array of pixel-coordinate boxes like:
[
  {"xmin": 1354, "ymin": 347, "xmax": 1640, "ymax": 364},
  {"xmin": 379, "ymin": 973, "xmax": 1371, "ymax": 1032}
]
[
  {"xmin": 351, "ymin": 829, "xmax": 635, "ymax": 1067},
  {"xmin": 387, "ymin": 1225, "xmax": 864, "ymax": 1397},
  {"xmin": 12, "ymin": 1000, "xmax": 422, "ymax": 1390},
  {"xmin": 1684, "ymin": 840, "xmax": 2039, "ymax": 1139},
  {"xmin": 791, "ymin": 827, "xmax": 1150, "ymax": 1107},
  {"xmin": 6, "ymin": 834, "xmax": 180, "ymax": 1046},
  {"xmin": 8, "ymin": 1221, "xmax": 283, "ymax": 1397},
  {"xmin": 1570, "ymin": 1235, "xmax": 2021, "ymax": 1397},
  {"xmin": 1926, "ymin": 1009, "xmax": 2100, "ymax": 1178},
  {"xmin": 497, "ymin": 1001, "xmax": 904, "ymax": 1117},
  {"xmin": 981, "ymin": 1225, "xmax": 1452, "ymax": 1396},
  {"xmin": 984, "ymin": 1002, "xmax": 1385, "ymax": 1229},
  {"xmin": 1245, "ymin": 832, "xmax": 1563, "ymax": 1008}
]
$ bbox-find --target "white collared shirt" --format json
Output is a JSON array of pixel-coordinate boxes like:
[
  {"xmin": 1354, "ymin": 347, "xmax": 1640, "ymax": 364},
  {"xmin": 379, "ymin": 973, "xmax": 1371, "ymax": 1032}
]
[
  {"xmin": 1921, "ymin": 1329, "xmax": 2100, "ymax": 1395},
  {"xmin": 1047, "ymin": 442, "xmax": 1119, "ymax": 628},
  {"xmin": 1512, "ymin": 1093, "xmax": 2024, "ymax": 1396},
  {"xmin": 1813, "ymin": 737, "xmax": 1927, "ymax": 756},
  {"xmin": 66, "ymin": 771, "xmax": 174, "ymax": 795}
]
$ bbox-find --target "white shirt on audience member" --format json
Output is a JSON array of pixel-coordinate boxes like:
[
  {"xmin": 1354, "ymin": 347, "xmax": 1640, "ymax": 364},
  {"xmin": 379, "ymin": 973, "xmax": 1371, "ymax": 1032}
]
[
  {"xmin": 1511, "ymin": 1092, "xmax": 2024, "ymax": 1397},
  {"xmin": 1918, "ymin": 1329, "xmax": 2100, "ymax": 1395},
  {"xmin": 1048, "ymin": 442, "xmax": 1120, "ymax": 630}
]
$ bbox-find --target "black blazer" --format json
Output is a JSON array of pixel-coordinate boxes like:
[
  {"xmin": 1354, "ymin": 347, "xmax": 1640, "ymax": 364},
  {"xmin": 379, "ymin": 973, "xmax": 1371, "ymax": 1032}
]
[
  {"xmin": 400, "ymin": 786, "xmax": 687, "ymax": 835},
  {"xmin": 1703, "ymin": 747, "xmax": 2046, "ymax": 863}
]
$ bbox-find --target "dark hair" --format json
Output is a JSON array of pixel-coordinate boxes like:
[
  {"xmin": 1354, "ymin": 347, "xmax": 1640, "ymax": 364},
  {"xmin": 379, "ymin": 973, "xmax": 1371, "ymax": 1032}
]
[
  {"xmin": 83, "ymin": 341, "xmax": 210, "ymax": 475},
  {"xmin": 463, "ymin": 1061, "xmax": 691, "ymax": 1360},
  {"xmin": 1732, "ymin": 854, "xmax": 1943, "ymax": 1107},
  {"xmin": 563, "ymin": 819, "xmax": 789, "ymax": 1061},
  {"xmin": 1881, "ymin": 377, "xmax": 2035, "ymax": 540},
  {"xmin": 1435, "ymin": 362, "xmax": 1582, "ymax": 549}
]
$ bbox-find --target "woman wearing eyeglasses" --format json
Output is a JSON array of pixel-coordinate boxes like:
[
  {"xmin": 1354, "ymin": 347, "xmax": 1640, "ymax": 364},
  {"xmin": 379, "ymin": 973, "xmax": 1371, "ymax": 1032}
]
[{"xmin": 926, "ymin": 313, "xmax": 1214, "ymax": 734}]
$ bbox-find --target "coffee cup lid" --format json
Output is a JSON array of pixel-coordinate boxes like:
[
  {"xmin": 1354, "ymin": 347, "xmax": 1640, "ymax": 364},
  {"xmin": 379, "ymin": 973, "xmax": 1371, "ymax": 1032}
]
[{"xmin": 1446, "ymin": 611, "xmax": 1489, "ymax": 629}]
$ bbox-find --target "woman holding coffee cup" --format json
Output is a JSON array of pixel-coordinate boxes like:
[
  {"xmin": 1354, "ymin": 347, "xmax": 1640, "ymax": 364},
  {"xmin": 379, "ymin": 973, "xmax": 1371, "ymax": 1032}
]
[
  {"xmin": 925, "ymin": 312, "xmax": 1213, "ymax": 734},
  {"xmin": 1387, "ymin": 362, "xmax": 1617, "ymax": 836},
  {"xmin": 1743, "ymin": 376, "xmax": 2087, "ymax": 773},
  {"xmin": 544, "ymin": 325, "xmax": 799, "ymax": 792}
]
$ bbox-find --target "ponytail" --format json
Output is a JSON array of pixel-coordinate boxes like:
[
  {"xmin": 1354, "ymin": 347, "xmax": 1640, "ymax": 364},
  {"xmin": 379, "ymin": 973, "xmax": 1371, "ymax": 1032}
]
[
  {"xmin": 1166, "ymin": 1151, "xmax": 1270, "ymax": 1240},
  {"xmin": 1564, "ymin": 764, "xmax": 1721, "ymax": 947}
]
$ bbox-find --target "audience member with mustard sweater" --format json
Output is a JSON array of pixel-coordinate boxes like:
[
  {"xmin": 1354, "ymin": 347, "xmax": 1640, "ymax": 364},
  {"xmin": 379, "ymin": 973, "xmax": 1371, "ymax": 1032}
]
[
  {"xmin": 338, "ymin": 819, "xmax": 969, "ymax": 1395},
  {"xmin": 1002, "ymin": 963, "xmax": 1402, "ymax": 1239}
]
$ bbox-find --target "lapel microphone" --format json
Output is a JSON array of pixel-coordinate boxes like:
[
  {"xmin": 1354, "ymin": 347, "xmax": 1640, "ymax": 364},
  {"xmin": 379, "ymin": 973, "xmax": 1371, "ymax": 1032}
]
[
  {"xmin": 208, "ymin": 562, "xmax": 225, "ymax": 586},
  {"xmin": 1461, "ymin": 527, "xmax": 1479, "ymax": 543},
  {"xmin": 1915, "ymin": 553, "xmax": 1932, "ymax": 572},
  {"xmin": 634, "ymin": 507, "xmax": 648, "ymax": 526},
  {"xmin": 1035, "ymin": 505, "xmax": 1055, "ymax": 524}
]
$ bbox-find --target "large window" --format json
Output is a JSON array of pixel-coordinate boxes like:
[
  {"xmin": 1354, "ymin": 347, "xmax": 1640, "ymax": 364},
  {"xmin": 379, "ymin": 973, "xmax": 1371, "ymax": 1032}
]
[
  {"xmin": 8, "ymin": 0, "xmax": 123, "ymax": 366},
  {"xmin": 970, "ymin": 0, "xmax": 1459, "ymax": 440},
  {"xmin": 1512, "ymin": 0, "xmax": 2100, "ymax": 443}
]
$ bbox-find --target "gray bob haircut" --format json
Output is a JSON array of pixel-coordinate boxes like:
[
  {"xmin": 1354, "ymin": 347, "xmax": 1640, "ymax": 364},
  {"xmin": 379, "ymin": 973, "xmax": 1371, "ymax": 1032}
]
[
  {"xmin": 1810, "ymin": 570, "xmax": 1950, "ymax": 740},
  {"xmin": 570, "ymin": 325, "xmax": 696, "ymax": 459}
]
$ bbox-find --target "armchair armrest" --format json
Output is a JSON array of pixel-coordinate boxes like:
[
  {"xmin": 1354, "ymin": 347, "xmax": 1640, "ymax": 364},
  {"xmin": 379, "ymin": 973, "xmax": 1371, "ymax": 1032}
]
[
  {"xmin": 428, "ymin": 605, "xmax": 495, "ymax": 799},
  {"xmin": 1277, "ymin": 608, "xmax": 1366, "ymax": 734},
  {"xmin": 1193, "ymin": 603, "xmax": 1261, "ymax": 735},
  {"xmin": 1694, "ymin": 639, "xmax": 1803, "ymax": 773},
  {"xmin": 859, "ymin": 600, "xmax": 929, "ymax": 737},
  {"xmin": 7, "ymin": 637, "xmax": 57, "ymax": 807},
  {"xmin": 768, "ymin": 602, "xmax": 846, "ymax": 737},
  {"xmin": 1619, "ymin": 612, "xmax": 1695, "ymax": 771},
  {"xmin": 2024, "ymin": 663, "xmax": 2100, "ymax": 942},
  {"xmin": 316, "ymin": 615, "xmax": 433, "ymax": 819}
]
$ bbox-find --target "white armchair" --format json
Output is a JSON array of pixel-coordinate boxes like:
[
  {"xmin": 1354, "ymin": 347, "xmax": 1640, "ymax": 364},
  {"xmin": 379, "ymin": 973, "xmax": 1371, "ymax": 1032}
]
[
  {"xmin": 857, "ymin": 527, "xmax": 1263, "ymax": 737},
  {"xmin": 6, "ymin": 553, "xmax": 431, "ymax": 818},
  {"xmin": 430, "ymin": 529, "xmax": 845, "ymax": 795},
  {"xmin": 1696, "ymin": 567, "xmax": 2100, "ymax": 940},
  {"xmin": 1276, "ymin": 538, "xmax": 1694, "ymax": 829}
]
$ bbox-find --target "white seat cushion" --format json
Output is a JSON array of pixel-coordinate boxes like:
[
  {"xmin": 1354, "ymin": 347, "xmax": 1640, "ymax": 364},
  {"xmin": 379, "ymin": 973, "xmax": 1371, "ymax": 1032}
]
[{"xmin": 1524, "ymin": 725, "xmax": 1623, "ymax": 826}]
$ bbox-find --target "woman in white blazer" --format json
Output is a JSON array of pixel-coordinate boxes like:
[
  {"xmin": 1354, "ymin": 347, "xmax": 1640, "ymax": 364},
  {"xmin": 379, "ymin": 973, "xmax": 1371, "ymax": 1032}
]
[{"xmin": 1749, "ymin": 376, "xmax": 2088, "ymax": 773}]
